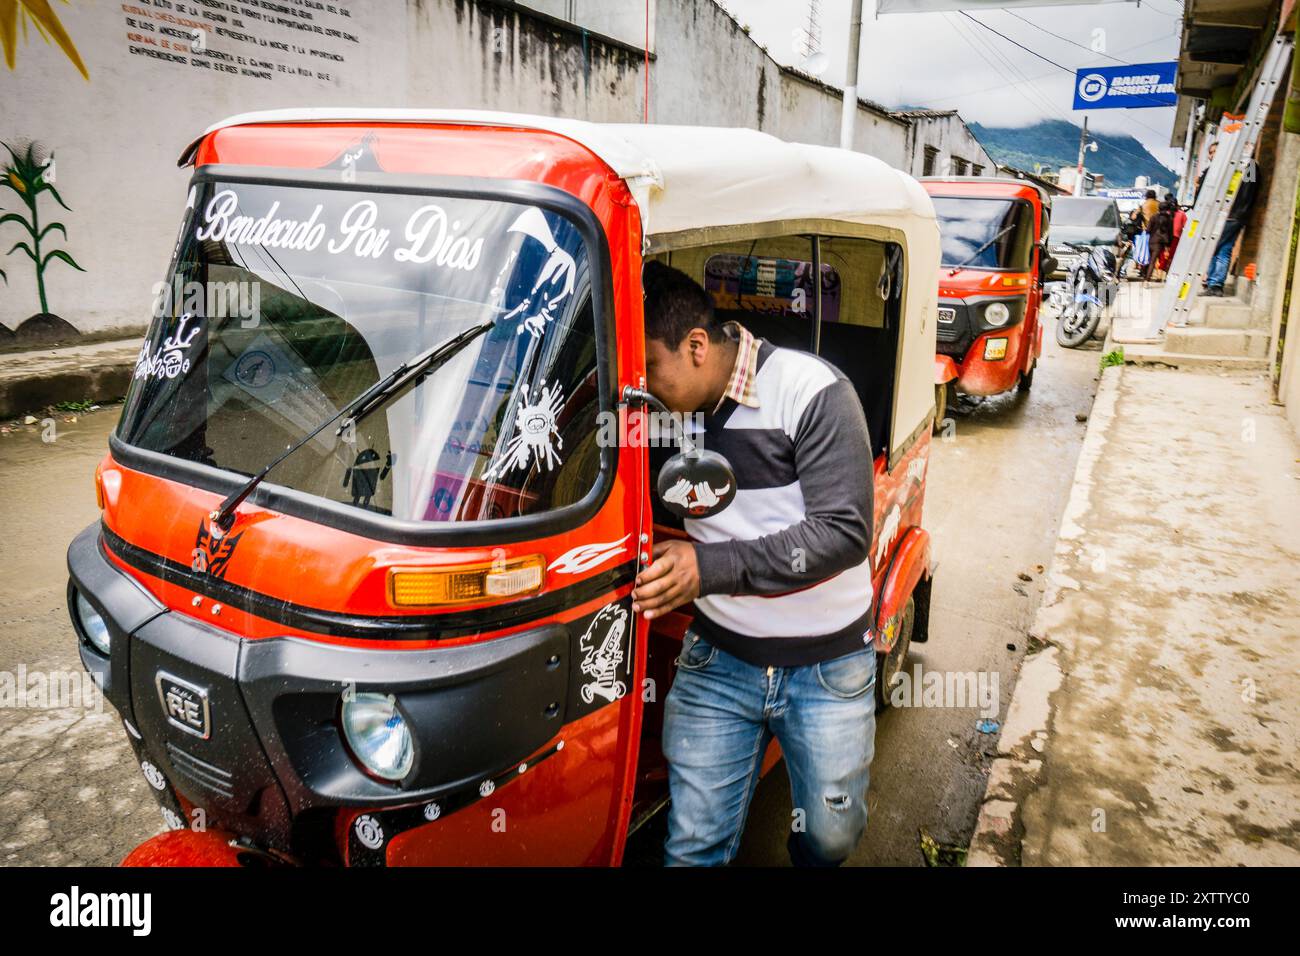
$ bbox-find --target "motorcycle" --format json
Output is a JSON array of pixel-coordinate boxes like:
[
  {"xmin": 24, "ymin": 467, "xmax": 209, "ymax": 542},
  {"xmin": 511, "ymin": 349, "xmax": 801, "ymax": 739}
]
[{"xmin": 1051, "ymin": 241, "xmax": 1118, "ymax": 348}]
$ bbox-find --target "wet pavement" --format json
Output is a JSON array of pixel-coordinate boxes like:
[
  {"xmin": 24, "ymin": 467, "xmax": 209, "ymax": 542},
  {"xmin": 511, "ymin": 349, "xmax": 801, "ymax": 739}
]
[
  {"xmin": 0, "ymin": 407, "xmax": 162, "ymax": 865},
  {"xmin": 0, "ymin": 332, "xmax": 1100, "ymax": 866}
]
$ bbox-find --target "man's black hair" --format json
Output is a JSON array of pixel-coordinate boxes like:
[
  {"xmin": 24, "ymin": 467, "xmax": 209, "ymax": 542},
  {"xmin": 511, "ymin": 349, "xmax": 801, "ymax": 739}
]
[
  {"xmin": 1145, "ymin": 189, "xmax": 1158, "ymax": 199},
  {"xmin": 642, "ymin": 260, "xmax": 726, "ymax": 349}
]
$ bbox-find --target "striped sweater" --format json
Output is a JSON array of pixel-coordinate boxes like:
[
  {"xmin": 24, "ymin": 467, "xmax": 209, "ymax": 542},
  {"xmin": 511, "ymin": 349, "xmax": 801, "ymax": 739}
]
[{"xmin": 686, "ymin": 339, "xmax": 875, "ymax": 667}]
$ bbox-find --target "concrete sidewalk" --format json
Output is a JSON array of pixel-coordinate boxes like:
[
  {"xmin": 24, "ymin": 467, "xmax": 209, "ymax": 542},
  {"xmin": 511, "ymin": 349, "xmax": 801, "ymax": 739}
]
[
  {"xmin": 0, "ymin": 339, "xmax": 140, "ymax": 419},
  {"xmin": 969, "ymin": 362, "xmax": 1300, "ymax": 866}
]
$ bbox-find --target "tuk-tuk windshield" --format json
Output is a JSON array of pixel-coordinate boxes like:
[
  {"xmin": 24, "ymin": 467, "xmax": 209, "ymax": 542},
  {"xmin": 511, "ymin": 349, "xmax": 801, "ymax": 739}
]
[
  {"xmin": 932, "ymin": 197, "xmax": 1034, "ymax": 271},
  {"xmin": 117, "ymin": 179, "xmax": 604, "ymax": 524}
]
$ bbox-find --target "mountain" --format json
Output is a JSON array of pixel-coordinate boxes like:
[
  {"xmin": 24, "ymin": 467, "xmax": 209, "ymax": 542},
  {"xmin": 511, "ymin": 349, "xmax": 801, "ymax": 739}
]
[{"xmin": 968, "ymin": 119, "xmax": 1178, "ymax": 190}]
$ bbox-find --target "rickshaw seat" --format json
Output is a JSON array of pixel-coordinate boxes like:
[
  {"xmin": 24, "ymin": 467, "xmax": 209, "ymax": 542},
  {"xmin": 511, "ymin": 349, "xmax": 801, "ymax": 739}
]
[{"xmin": 718, "ymin": 309, "xmax": 892, "ymax": 460}]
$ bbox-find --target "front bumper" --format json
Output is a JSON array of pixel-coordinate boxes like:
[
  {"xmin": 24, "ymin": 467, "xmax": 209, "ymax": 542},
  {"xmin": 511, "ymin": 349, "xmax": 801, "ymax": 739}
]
[{"xmin": 67, "ymin": 522, "xmax": 574, "ymax": 862}]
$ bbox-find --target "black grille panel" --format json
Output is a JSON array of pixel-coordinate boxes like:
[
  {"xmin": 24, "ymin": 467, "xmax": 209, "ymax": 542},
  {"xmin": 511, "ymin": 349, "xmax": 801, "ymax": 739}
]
[{"xmin": 166, "ymin": 741, "xmax": 235, "ymax": 799}]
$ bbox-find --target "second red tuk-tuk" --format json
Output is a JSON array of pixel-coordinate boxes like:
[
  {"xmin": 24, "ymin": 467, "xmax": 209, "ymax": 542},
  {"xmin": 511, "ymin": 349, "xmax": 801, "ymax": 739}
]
[
  {"xmin": 922, "ymin": 176, "xmax": 1054, "ymax": 422},
  {"xmin": 67, "ymin": 109, "xmax": 941, "ymax": 866}
]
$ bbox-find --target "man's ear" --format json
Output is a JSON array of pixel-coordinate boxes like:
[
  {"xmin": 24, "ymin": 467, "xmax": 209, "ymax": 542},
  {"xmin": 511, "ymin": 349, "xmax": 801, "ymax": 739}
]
[{"xmin": 685, "ymin": 327, "xmax": 711, "ymax": 367}]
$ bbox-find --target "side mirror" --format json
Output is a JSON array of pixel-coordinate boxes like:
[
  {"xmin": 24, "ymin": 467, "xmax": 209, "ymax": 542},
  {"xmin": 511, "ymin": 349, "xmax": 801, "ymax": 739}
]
[
  {"xmin": 657, "ymin": 448, "xmax": 736, "ymax": 519},
  {"xmin": 1040, "ymin": 253, "xmax": 1059, "ymax": 275},
  {"xmin": 622, "ymin": 385, "xmax": 737, "ymax": 520}
]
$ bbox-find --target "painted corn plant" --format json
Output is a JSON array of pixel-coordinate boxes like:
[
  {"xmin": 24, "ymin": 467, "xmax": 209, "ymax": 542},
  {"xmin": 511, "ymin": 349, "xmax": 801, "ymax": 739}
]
[{"xmin": 0, "ymin": 141, "xmax": 83, "ymax": 314}]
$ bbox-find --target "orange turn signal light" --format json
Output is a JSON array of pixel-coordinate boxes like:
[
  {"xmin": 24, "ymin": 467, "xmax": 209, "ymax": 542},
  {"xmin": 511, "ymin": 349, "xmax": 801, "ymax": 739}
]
[{"xmin": 388, "ymin": 555, "xmax": 545, "ymax": 608}]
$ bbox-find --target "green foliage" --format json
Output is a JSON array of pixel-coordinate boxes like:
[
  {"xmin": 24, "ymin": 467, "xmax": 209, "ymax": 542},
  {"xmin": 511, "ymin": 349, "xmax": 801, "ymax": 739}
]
[
  {"xmin": 1100, "ymin": 348, "xmax": 1125, "ymax": 369},
  {"xmin": 970, "ymin": 120, "xmax": 1177, "ymax": 190}
]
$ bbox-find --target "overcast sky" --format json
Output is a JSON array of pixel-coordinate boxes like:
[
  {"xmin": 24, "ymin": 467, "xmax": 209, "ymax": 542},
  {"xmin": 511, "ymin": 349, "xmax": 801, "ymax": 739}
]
[{"xmin": 717, "ymin": 0, "xmax": 1185, "ymax": 166}]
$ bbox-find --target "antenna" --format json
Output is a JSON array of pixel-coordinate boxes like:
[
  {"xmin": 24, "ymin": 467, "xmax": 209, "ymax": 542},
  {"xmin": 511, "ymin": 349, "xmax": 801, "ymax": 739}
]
[{"xmin": 802, "ymin": 0, "xmax": 829, "ymax": 75}]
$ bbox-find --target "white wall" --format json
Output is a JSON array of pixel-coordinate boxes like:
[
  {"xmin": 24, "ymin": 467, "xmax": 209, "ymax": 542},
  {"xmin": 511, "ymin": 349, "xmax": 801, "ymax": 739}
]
[
  {"xmin": 0, "ymin": 0, "xmax": 910, "ymax": 336},
  {"xmin": 903, "ymin": 113, "xmax": 995, "ymax": 179}
]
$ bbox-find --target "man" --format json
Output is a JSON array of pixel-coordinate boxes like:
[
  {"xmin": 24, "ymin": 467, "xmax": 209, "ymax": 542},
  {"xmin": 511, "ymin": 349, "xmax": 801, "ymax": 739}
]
[
  {"xmin": 1204, "ymin": 156, "xmax": 1259, "ymax": 297},
  {"xmin": 631, "ymin": 260, "xmax": 876, "ymax": 867}
]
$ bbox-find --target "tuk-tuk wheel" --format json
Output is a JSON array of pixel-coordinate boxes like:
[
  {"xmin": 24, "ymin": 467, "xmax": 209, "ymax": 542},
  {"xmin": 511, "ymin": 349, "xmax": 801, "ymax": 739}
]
[
  {"xmin": 1018, "ymin": 361, "xmax": 1035, "ymax": 391},
  {"xmin": 876, "ymin": 596, "xmax": 915, "ymax": 712},
  {"xmin": 932, "ymin": 383, "xmax": 955, "ymax": 434}
]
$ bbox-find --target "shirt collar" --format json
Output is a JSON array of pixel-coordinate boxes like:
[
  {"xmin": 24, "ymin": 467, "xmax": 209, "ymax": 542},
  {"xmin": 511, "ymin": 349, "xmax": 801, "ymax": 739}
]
[{"xmin": 715, "ymin": 320, "xmax": 760, "ymax": 413}]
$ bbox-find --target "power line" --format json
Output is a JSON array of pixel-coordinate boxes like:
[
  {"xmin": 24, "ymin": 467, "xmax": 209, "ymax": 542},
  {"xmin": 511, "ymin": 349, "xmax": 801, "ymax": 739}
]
[
  {"xmin": 943, "ymin": 14, "xmax": 1172, "ymax": 173},
  {"xmin": 1000, "ymin": 10, "xmax": 1126, "ymax": 64},
  {"xmin": 960, "ymin": 11, "xmax": 1175, "ymax": 150}
]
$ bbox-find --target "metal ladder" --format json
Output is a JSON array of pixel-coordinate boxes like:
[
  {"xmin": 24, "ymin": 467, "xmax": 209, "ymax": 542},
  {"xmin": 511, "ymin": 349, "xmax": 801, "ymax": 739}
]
[{"xmin": 1146, "ymin": 33, "xmax": 1293, "ymax": 336}]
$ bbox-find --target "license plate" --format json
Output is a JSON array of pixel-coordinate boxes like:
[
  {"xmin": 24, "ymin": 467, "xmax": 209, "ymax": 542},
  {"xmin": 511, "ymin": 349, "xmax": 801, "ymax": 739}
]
[
  {"xmin": 937, "ymin": 307, "xmax": 956, "ymax": 324},
  {"xmin": 156, "ymin": 671, "xmax": 211, "ymax": 739}
]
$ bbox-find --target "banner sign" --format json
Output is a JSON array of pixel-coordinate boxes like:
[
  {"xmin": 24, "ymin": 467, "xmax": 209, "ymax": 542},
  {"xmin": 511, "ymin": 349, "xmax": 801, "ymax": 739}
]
[
  {"xmin": 1072, "ymin": 61, "xmax": 1178, "ymax": 110},
  {"xmin": 876, "ymin": 0, "xmax": 1128, "ymax": 14}
]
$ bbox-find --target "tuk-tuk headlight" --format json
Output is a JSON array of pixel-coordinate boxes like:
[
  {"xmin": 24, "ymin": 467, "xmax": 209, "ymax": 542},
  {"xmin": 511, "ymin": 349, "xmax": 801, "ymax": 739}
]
[
  {"xmin": 74, "ymin": 590, "xmax": 111, "ymax": 656},
  {"xmin": 342, "ymin": 692, "xmax": 414, "ymax": 782},
  {"xmin": 983, "ymin": 302, "xmax": 1011, "ymax": 327}
]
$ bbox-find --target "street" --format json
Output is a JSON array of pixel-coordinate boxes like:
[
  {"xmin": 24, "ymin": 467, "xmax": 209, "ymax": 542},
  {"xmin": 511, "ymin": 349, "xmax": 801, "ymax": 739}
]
[{"xmin": 0, "ymin": 335, "xmax": 1100, "ymax": 866}]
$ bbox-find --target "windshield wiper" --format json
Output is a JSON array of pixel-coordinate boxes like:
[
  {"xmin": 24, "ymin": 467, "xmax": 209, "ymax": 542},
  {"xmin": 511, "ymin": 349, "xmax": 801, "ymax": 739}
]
[
  {"xmin": 208, "ymin": 319, "xmax": 495, "ymax": 533},
  {"xmin": 947, "ymin": 223, "xmax": 1017, "ymax": 275}
]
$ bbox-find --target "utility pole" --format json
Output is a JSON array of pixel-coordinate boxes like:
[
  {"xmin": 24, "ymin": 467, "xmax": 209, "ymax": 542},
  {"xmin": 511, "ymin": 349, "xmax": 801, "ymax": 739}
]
[
  {"xmin": 840, "ymin": 0, "xmax": 864, "ymax": 150},
  {"xmin": 1074, "ymin": 116, "xmax": 1090, "ymax": 196}
]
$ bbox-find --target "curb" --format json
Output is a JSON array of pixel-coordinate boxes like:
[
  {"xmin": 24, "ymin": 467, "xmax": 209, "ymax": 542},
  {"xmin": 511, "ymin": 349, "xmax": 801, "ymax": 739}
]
[
  {"xmin": 965, "ymin": 363, "xmax": 1124, "ymax": 867},
  {"xmin": 0, "ymin": 339, "xmax": 140, "ymax": 419}
]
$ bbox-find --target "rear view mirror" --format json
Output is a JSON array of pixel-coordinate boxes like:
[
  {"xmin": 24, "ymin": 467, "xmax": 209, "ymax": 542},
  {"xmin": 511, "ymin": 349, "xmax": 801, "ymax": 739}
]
[
  {"xmin": 657, "ymin": 448, "xmax": 736, "ymax": 519},
  {"xmin": 622, "ymin": 385, "xmax": 737, "ymax": 519}
]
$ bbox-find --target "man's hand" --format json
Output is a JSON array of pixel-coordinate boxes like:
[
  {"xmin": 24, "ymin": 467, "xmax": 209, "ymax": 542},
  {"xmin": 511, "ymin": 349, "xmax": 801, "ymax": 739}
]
[{"xmin": 632, "ymin": 540, "xmax": 700, "ymax": 621}]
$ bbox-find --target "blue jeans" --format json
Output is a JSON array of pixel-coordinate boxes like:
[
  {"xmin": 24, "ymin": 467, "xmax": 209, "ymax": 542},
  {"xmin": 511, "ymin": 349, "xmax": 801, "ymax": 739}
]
[
  {"xmin": 1206, "ymin": 219, "xmax": 1243, "ymax": 290},
  {"xmin": 662, "ymin": 629, "xmax": 877, "ymax": 866}
]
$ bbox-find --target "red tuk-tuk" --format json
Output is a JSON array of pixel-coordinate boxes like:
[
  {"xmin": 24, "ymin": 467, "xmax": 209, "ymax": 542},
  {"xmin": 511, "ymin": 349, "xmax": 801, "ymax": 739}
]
[
  {"xmin": 66, "ymin": 110, "xmax": 940, "ymax": 866},
  {"xmin": 921, "ymin": 177, "xmax": 1053, "ymax": 422}
]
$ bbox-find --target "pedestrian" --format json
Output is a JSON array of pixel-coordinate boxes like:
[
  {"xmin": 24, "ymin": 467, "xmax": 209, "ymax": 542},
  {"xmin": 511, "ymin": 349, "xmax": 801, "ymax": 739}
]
[
  {"xmin": 1204, "ymin": 157, "xmax": 1259, "ymax": 296},
  {"xmin": 1194, "ymin": 142, "xmax": 1217, "ymax": 204},
  {"xmin": 632, "ymin": 261, "xmax": 877, "ymax": 868},
  {"xmin": 1144, "ymin": 199, "xmax": 1174, "ymax": 281},
  {"xmin": 1156, "ymin": 198, "xmax": 1184, "ymax": 274},
  {"xmin": 1140, "ymin": 189, "xmax": 1160, "ymax": 225},
  {"xmin": 1118, "ymin": 207, "xmax": 1145, "ymax": 278}
]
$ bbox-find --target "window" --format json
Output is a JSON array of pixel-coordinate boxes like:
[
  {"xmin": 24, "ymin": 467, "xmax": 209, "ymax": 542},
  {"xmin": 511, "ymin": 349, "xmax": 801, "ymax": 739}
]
[
  {"xmin": 922, "ymin": 146, "xmax": 939, "ymax": 177},
  {"xmin": 931, "ymin": 196, "xmax": 1035, "ymax": 271},
  {"xmin": 656, "ymin": 232, "xmax": 901, "ymax": 460},
  {"xmin": 972, "ymin": 164, "xmax": 985, "ymax": 177},
  {"xmin": 951, "ymin": 156, "xmax": 969, "ymax": 176},
  {"xmin": 119, "ymin": 179, "xmax": 605, "ymax": 525}
]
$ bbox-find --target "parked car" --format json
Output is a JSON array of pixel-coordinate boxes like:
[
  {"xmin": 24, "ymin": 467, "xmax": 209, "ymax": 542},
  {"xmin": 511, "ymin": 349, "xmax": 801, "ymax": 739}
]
[{"xmin": 1046, "ymin": 196, "xmax": 1122, "ymax": 280}]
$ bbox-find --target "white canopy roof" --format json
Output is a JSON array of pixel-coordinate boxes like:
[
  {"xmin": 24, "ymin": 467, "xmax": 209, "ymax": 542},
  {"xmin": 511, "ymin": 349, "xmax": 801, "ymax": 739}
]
[{"xmin": 179, "ymin": 108, "xmax": 936, "ymax": 246}]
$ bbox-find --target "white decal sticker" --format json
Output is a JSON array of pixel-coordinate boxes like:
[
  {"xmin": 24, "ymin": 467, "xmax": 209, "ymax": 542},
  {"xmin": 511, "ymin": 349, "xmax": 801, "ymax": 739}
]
[
  {"xmin": 549, "ymin": 535, "xmax": 631, "ymax": 575},
  {"xmin": 579, "ymin": 603, "xmax": 630, "ymax": 705},
  {"xmin": 161, "ymin": 807, "xmax": 186, "ymax": 831},
  {"xmin": 483, "ymin": 381, "xmax": 564, "ymax": 481},
  {"xmin": 663, "ymin": 479, "xmax": 731, "ymax": 514},
  {"xmin": 423, "ymin": 802, "xmax": 442, "ymax": 822},
  {"xmin": 354, "ymin": 814, "xmax": 385, "ymax": 850},
  {"xmin": 141, "ymin": 760, "xmax": 167, "ymax": 791},
  {"xmin": 478, "ymin": 779, "xmax": 495, "ymax": 798},
  {"xmin": 134, "ymin": 312, "xmax": 201, "ymax": 381},
  {"xmin": 875, "ymin": 504, "xmax": 902, "ymax": 567},
  {"xmin": 499, "ymin": 208, "xmax": 576, "ymax": 338},
  {"xmin": 906, "ymin": 455, "xmax": 926, "ymax": 486}
]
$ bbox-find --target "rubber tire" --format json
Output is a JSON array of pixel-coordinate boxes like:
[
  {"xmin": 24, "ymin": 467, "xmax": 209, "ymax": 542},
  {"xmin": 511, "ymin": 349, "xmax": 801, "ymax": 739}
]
[
  {"xmin": 875, "ymin": 596, "xmax": 915, "ymax": 712},
  {"xmin": 1056, "ymin": 303, "xmax": 1102, "ymax": 348},
  {"xmin": 932, "ymin": 382, "xmax": 956, "ymax": 434},
  {"xmin": 1018, "ymin": 360, "xmax": 1035, "ymax": 391}
]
